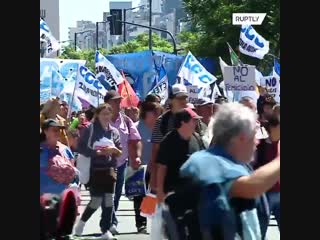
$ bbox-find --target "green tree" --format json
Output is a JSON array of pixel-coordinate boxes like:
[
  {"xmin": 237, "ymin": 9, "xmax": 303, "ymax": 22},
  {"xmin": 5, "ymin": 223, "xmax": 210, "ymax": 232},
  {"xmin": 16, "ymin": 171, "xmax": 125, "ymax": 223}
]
[
  {"xmin": 59, "ymin": 33, "xmax": 174, "ymax": 71},
  {"xmin": 108, "ymin": 33, "xmax": 174, "ymax": 54},
  {"xmin": 181, "ymin": 0, "xmax": 280, "ymax": 74},
  {"xmin": 59, "ymin": 46, "xmax": 108, "ymax": 72}
]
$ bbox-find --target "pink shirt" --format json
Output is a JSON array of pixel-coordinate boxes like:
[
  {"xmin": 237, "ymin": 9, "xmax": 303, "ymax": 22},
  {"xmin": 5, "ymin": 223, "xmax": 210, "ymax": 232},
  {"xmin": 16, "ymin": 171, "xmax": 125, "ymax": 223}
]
[{"xmin": 110, "ymin": 113, "xmax": 141, "ymax": 167}]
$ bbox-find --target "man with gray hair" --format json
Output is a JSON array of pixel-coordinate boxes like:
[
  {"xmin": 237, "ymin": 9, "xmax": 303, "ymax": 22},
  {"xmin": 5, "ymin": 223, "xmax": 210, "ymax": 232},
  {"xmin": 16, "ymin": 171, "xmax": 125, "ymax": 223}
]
[{"xmin": 180, "ymin": 103, "xmax": 280, "ymax": 239}]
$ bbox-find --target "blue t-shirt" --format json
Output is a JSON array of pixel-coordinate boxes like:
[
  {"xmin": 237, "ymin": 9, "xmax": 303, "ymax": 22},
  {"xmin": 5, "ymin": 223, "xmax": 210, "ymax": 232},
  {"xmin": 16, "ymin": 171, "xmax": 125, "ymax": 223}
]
[
  {"xmin": 136, "ymin": 120, "xmax": 152, "ymax": 165},
  {"xmin": 40, "ymin": 142, "xmax": 74, "ymax": 195}
]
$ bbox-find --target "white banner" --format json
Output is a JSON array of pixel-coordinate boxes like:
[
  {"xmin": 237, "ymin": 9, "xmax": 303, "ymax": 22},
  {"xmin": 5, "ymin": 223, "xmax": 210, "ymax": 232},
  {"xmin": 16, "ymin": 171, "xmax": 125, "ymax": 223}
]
[
  {"xmin": 148, "ymin": 77, "xmax": 169, "ymax": 105},
  {"xmin": 95, "ymin": 51, "xmax": 124, "ymax": 90},
  {"xmin": 239, "ymin": 25, "xmax": 269, "ymax": 59},
  {"xmin": 40, "ymin": 58, "xmax": 86, "ymax": 107},
  {"xmin": 40, "ymin": 18, "xmax": 60, "ymax": 57},
  {"xmin": 260, "ymin": 73, "xmax": 280, "ymax": 103},
  {"xmin": 178, "ymin": 51, "xmax": 217, "ymax": 88},
  {"xmin": 75, "ymin": 66, "xmax": 108, "ymax": 107},
  {"xmin": 223, "ymin": 65, "xmax": 256, "ymax": 91}
]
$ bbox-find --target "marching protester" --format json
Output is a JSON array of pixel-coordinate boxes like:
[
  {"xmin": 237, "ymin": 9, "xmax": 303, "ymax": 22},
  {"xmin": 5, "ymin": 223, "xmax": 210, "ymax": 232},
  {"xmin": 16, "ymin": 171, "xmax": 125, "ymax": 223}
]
[
  {"xmin": 240, "ymin": 96, "xmax": 269, "ymax": 140},
  {"xmin": 252, "ymin": 113, "xmax": 281, "ymax": 234},
  {"xmin": 74, "ymin": 103, "xmax": 122, "ymax": 240},
  {"xmin": 180, "ymin": 103, "xmax": 280, "ymax": 239},
  {"xmin": 40, "ymin": 119, "xmax": 78, "ymax": 239},
  {"xmin": 40, "ymin": 98, "xmax": 69, "ymax": 146},
  {"xmin": 194, "ymin": 98, "xmax": 216, "ymax": 126},
  {"xmin": 104, "ymin": 90, "xmax": 142, "ymax": 235},
  {"xmin": 273, "ymin": 104, "xmax": 280, "ymax": 118},
  {"xmin": 133, "ymin": 101, "xmax": 162, "ymax": 233},
  {"xmin": 125, "ymin": 106, "xmax": 140, "ymax": 123},
  {"xmin": 149, "ymin": 83, "xmax": 188, "ymax": 191},
  {"xmin": 156, "ymin": 108, "xmax": 206, "ymax": 239},
  {"xmin": 145, "ymin": 93, "xmax": 161, "ymax": 104},
  {"xmin": 257, "ymin": 94, "xmax": 277, "ymax": 124}
]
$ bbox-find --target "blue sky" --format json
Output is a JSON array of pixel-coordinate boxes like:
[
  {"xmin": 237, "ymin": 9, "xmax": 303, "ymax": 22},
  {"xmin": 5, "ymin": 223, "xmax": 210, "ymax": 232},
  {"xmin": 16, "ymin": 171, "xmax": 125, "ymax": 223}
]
[{"xmin": 60, "ymin": 0, "xmax": 140, "ymax": 41}]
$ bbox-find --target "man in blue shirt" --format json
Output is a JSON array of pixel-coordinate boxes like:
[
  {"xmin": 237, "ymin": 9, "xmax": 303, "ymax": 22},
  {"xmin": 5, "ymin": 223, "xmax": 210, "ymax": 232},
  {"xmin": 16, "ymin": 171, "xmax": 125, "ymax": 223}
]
[{"xmin": 133, "ymin": 101, "xmax": 162, "ymax": 233}]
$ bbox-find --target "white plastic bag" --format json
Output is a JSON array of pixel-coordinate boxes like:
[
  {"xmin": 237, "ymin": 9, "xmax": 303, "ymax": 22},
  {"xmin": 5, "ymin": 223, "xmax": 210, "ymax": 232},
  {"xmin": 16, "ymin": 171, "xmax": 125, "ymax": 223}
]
[
  {"xmin": 150, "ymin": 204, "xmax": 165, "ymax": 240},
  {"xmin": 77, "ymin": 125, "xmax": 93, "ymax": 184},
  {"xmin": 77, "ymin": 154, "xmax": 91, "ymax": 184}
]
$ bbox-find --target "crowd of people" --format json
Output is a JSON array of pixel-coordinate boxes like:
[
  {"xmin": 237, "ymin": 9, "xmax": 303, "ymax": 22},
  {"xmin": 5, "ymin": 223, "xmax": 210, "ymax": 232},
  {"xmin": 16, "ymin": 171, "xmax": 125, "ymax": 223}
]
[{"xmin": 40, "ymin": 83, "xmax": 280, "ymax": 240}]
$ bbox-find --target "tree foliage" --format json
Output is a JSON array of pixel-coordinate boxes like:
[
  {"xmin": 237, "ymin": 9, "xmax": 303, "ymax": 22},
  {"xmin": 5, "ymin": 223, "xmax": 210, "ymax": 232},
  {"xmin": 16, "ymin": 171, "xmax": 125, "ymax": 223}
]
[
  {"xmin": 181, "ymin": 0, "xmax": 280, "ymax": 74},
  {"xmin": 59, "ymin": 33, "xmax": 174, "ymax": 72},
  {"xmin": 108, "ymin": 33, "xmax": 174, "ymax": 54}
]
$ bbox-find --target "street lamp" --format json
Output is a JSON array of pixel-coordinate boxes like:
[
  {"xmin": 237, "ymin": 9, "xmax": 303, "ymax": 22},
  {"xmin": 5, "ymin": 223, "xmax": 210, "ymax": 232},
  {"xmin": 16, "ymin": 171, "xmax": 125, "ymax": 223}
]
[
  {"xmin": 74, "ymin": 30, "xmax": 94, "ymax": 51},
  {"xmin": 123, "ymin": 5, "xmax": 146, "ymax": 42}
]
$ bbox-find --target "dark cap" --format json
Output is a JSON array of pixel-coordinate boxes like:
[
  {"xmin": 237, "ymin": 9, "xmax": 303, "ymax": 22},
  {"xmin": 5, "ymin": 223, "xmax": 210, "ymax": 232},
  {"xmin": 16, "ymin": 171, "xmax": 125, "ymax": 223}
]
[
  {"xmin": 41, "ymin": 119, "xmax": 65, "ymax": 130},
  {"xmin": 104, "ymin": 90, "xmax": 122, "ymax": 102},
  {"xmin": 174, "ymin": 108, "xmax": 202, "ymax": 128}
]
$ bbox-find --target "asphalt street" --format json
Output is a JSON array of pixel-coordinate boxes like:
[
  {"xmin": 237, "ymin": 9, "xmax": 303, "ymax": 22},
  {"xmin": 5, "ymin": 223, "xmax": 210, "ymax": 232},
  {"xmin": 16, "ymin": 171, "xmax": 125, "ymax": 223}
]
[{"xmin": 72, "ymin": 188, "xmax": 280, "ymax": 240}]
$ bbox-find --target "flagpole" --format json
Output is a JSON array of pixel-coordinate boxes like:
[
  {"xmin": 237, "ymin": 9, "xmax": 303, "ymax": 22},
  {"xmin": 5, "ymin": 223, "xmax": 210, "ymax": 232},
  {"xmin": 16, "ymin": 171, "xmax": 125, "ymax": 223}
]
[
  {"xmin": 121, "ymin": 71, "xmax": 133, "ymax": 107},
  {"xmin": 67, "ymin": 67, "xmax": 80, "ymax": 120},
  {"xmin": 176, "ymin": 54, "xmax": 187, "ymax": 84}
]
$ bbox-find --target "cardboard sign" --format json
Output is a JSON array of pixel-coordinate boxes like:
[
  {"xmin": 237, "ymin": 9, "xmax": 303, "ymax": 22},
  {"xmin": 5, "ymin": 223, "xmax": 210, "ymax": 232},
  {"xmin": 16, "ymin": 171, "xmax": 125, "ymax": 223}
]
[{"xmin": 223, "ymin": 65, "xmax": 256, "ymax": 91}]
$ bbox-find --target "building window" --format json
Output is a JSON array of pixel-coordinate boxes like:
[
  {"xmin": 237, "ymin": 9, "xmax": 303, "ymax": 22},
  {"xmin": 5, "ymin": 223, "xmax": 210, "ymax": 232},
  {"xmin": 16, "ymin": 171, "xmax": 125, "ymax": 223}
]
[{"xmin": 40, "ymin": 9, "xmax": 46, "ymax": 19}]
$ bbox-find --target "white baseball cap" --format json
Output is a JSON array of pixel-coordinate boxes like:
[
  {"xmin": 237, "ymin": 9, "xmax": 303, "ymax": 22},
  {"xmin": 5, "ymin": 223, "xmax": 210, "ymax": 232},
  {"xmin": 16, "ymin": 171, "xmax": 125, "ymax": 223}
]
[{"xmin": 171, "ymin": 84, "xmax": 188, "ymax": 98}]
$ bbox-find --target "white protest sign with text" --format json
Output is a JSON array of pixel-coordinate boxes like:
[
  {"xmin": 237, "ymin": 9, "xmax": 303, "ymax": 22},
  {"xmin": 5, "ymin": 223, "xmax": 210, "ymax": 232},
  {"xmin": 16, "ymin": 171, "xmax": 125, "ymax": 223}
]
[
  {"xmin": 223, "ymin": 65, "xmax": 256, "ymax": 91},
  {"xmin": 260, "ymin": 74, "xmax": 280, "ymax": 103}
]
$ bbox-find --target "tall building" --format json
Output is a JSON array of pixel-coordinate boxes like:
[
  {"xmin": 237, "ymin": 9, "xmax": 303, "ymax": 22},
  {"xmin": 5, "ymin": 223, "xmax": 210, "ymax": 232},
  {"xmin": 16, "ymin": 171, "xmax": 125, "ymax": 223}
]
[
  {"xmin": 140, "ymin": 0, "xmax": 162, "ymax": 14},
  {"xmin": 68, "ymin": 21, "xmax": 103, "ymax": 50},
  {"xmin": 162, "ymin": 0, "xmax": 187, "ymax": 29},
  {"xmin": 40, "ymin": 0, "xmax": 60, "ymax": 41}
]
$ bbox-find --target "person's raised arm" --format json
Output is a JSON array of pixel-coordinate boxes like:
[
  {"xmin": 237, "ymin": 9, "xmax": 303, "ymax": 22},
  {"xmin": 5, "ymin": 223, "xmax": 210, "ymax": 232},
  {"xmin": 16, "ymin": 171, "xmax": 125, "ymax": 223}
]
[{"xmin": 230, "ymin": 157, "xmax": 280, "ymax": 199}]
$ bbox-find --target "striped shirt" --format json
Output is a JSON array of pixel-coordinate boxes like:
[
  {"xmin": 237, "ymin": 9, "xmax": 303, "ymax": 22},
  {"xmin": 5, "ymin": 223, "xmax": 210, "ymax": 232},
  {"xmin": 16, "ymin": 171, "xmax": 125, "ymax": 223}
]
[{"xmin": 151, "ymin": 111, "xmax": 175, "ymax": 144}]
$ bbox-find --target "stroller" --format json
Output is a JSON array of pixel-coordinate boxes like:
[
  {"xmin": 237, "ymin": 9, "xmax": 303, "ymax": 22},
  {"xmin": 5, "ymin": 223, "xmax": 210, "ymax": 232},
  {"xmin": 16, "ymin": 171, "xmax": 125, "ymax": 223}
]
[{"xmin": 40, "ymin": 189, "xmax": 77, "ymax": 240}]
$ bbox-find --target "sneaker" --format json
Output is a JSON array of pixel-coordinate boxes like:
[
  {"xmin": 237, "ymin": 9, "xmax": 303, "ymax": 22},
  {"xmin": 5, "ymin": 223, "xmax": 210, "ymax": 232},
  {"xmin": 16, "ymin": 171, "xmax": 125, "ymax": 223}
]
[
  {"xmin": 109, "ymin": 225, "xmax": 119, "ymax": 235},
  {"xmin": 137, "ymin": 226, "xmax": 147, "ymax": 234},
  {"xmin": 101, "ymin": 230, "xmax": 117, "ymax": 240},
  {"xmin": 74, "ymin": 220, "xmax": 85, "ymax": 236}
]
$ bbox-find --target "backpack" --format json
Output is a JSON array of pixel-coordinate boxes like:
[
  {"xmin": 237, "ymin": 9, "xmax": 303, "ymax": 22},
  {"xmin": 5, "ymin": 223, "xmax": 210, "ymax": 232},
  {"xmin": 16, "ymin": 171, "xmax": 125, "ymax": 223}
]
[{"xmin": 47, "ymin": 153, "xmax": 76, "ymax": 185}]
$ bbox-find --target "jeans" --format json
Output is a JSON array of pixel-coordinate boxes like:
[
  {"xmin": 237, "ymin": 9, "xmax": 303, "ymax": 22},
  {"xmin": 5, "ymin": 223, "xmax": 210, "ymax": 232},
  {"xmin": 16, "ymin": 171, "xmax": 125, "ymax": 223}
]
[
  {"xmin": 109, "ymin": 162, "xmax": 127, "ymax": 227},
  {"xmin": 267, "ymin": 192, "xmax": 280, "ymax": 230},
  {"xmin": 81, "ymin": 190, "xmax": 114, "ymax": 234}
]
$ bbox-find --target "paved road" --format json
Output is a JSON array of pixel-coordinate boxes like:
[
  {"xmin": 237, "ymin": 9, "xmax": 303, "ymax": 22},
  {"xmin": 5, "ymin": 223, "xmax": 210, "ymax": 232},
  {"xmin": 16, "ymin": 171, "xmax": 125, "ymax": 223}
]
[{"xmin": 73, "ymin": 188, "xmax": 280, "ymax": 240}]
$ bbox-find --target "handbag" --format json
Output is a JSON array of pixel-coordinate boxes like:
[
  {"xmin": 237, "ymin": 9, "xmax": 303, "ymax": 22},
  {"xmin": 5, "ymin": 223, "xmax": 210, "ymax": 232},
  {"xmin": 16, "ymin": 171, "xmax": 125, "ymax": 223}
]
[
  {"xmin": 90, "ymin": 167, "xmax": 117, "ymax": 193},
  {"xmin": 77, "ymin": 125, "xmax": 94, "ymax": 184}
]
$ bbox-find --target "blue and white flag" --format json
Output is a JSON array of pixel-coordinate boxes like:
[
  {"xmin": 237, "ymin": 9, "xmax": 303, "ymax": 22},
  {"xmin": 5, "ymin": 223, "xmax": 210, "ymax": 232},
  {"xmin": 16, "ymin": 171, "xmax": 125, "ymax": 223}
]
[
  {"xmin": 239, "ymin": 25, "xmax": 269, "ymax": 59},
  {"xmin": 95, "ymin": 51, "xmax": 124, "ymax": 90},
  {"xmin": 148, "ymin": 65, "xmax": 169, "ymax": 105},
  {"xmin": 40, "ymin": 18, "xmax": 60, "ymax": 57},
  {"xmin": 51, "ymin": 67, "xmax": 65, "ymax": 97},
  {"xmin": 177, "ymin": 51, "xmax": 217, "ymax": 88},
  {"xmin": 74, "ymin": 65, "xmax": 108, "ymax": 107}
]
